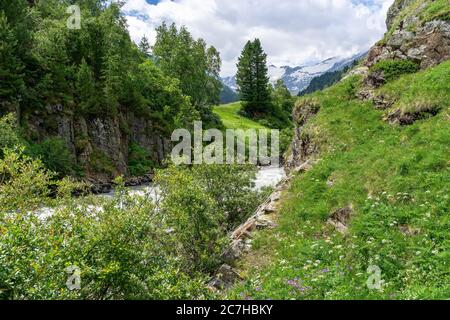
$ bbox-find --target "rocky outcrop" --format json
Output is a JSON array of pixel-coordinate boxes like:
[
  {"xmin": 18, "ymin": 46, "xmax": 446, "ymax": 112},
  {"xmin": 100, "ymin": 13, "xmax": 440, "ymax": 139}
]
[
  {"xmin": 366, "ymin": 0, "xmax": 450, "ymax": 71},
  {"xmin": 385, "ymin": 104, "xmax": 441, "ymax": 125},
  {"xmin": 366, "ymin": 20, "xmax": 450, "ymax": 70},
  {"xmin": 386, "ymin": 0, "xmax": 417, "ymax": 31},
  {"xmin": 285, "ymin": 98, "xmax": 320, "ymax": 172},
  {"xmin": 357, "ymin": 1, "xmax": 449, "ymax": 126},
  {"xmin": 24, "ymin": 106, "xmax": 170, "ymax": 184}
]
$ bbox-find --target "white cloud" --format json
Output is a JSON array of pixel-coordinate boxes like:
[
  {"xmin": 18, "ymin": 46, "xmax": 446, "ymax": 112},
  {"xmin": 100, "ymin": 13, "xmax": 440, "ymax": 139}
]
[{"xmin": 122, "ymin": 0, "xmax": 394, "ymax": 76}]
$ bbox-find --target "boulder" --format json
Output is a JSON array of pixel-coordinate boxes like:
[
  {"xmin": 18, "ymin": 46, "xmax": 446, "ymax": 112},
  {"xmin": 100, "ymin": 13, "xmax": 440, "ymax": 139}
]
[
  {"xmin": 327, "ymin": 206, "xmax": 354, "ymax": 235},
  {"xmin": 208, "ymin": 264, "xmax": 242, "ymax": 290}
]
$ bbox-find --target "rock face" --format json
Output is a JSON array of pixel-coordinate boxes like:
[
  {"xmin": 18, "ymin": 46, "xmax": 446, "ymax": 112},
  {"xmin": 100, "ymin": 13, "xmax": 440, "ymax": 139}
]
[
  {"xmin": 366, "ymin": 20, "xmax": 450, "ymax": 70},
  {"xmin": 386, "ymin": 0, "xmax": 416, "ymax": 31},
  {"xmin": 285, "ymin": 98, "xmax": 320, "ymax": 172},
  {"xmin": 25, "ymin": 106, "xmax": 170, "ymax": 183},
  {"xmin": 366, "ymin": 1, "xmax": 450, "ymax": 70}
]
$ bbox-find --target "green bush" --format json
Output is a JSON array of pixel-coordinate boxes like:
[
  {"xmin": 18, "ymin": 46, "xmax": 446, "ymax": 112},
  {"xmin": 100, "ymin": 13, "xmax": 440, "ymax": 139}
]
[
  {"xmin": 0, "ymin": 148, "xmax": 265, "ymax": 299},
  {"xmin": 128, "ymin": 143, "xmax": 154, "ymax": 177},
  {"xmin": 27, "ymin": 137, "xmax": 75, "ymax": 177},
  {"xmin": 155, "ymin": 163, "xmax": 263, "ymax": 272},
  {"xmin": 89, "ymin": 149, "xmax": 116, "ymax": 177},
  {"xmin": 0, "ymin": 149, "xmax": 211, "ymax": 300},
  {"xmin": 0, "ymin": 114, "xmax": 22, "ymax": 157},
  {"xmin": 371, "ymin": 60, "xmax": 419, "ymax": 82}
]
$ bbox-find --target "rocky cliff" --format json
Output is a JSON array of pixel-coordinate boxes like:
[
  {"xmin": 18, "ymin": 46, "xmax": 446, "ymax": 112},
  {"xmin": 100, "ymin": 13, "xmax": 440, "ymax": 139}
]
[
  {"xmin": 366, "ymin": 0, "xmax": 450, "ymax": 69},
  {"xmin": 24, "ymin": 106, "xmax": 171, "ymax": 184}
]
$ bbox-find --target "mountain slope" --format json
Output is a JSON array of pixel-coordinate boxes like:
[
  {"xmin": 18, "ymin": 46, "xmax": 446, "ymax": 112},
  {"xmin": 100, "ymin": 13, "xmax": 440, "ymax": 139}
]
[
  {"xmin": 225, "ymin": 0, "xmax": 450, "ymax": 300},
  {"xmin": 220, "ymin": 84, "xmax": 239, "ymax": 104},
  {"xmin": 227, "ymin": 59, "xmax": 450, "ymax": 301}
]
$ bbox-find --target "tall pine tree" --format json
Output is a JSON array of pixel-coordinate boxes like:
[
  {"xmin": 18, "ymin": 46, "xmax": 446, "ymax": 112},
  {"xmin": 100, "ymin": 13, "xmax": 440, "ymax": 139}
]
[{"xmin": 236, "ymin": 39, "xmax": 271, "ymax": 117}]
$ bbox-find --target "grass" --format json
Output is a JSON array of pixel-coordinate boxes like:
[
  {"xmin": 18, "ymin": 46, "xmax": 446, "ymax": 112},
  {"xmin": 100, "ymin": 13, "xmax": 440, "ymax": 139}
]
[
  {"xmin": 420, "ymin": 0, "xmax": 450, "ymax": 22},
  {"xmin": 213, "ymin": 102, "xmax": 268, "ymax": 130},
  {"xmin": 377, "ymin": 60, "xmax": 450, "ymax": 114},
  {"xmin": 226, "ymin": 61, "xmax": 450, "ymax": 300}
]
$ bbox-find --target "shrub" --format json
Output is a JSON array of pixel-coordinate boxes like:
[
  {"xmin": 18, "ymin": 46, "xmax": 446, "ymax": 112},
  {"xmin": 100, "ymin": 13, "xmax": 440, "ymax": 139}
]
[
  {"xmin": 128, "ymin": 143, "xmax": 155, "ymax": 177},
  {"xmin": 89, "ymin": 148, "xmax": 116, "ymax": 177},
  {"xmin": 371, "ymin": 60, "xmax": 419, "ymax": 82},
  {"xmin": 27, "ymin": 137, "xmax": 75, "ymax": 177},
  {"xmin": 155, "ymin": 163, "xmax": 263, "ymax": 272},
  {"xmin": 0, "ymin": 150, "xmax": 211, "ymax": 300},
  {"xmin": 0, "ymin": 147, "xmax": 54, "ymax": 211},
  {"xmin": 0, "ymin": 114, "xmax": 22, "ymax": 157},
  {"xmin": 0, "ymin": 148, "xmax": 265, "ymax": 299}
]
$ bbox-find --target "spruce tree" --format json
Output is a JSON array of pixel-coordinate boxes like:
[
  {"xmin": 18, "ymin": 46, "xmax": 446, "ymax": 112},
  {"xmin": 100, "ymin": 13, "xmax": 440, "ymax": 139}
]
[
  {"xmin": 139, "ymin": 36, "xmax": 151, "ymax": 58},
  {"xmin": 236, "ymin": 41, "xmax": 255, "ymax": 110},
  {"xmin": 236, "ymin": 39, "xmax": 271, "ymax": 117},
  {"xmin": 76, "ymin": 59, "xmax": 98, "ymax": 114}
]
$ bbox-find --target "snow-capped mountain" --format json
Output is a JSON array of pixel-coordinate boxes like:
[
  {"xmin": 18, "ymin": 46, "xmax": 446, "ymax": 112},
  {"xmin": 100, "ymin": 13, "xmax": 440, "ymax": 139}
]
[
  {"xmin": 221, "ymin": 76, "xmax": 238, "ymax": 92},
  {"xmin": 222, "ymin": 52, "xmax": 366, "ymax": 95}
]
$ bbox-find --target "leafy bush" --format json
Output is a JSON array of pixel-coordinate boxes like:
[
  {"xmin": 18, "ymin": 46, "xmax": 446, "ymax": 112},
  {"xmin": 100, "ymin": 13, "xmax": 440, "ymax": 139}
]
[
  {"xmin": 0, "ymin": 114, "xmax": 22, "ymax": 157},
  {"xmin": 371, "ymin": 60, "xmax": 419, "ymax": 82},
  {"xmin": 280, "ymin": 128, "xmax": 294, "ymax": 155},
  {"xmin": 27, "ymin": 137, "xmax": 75, "ymax": 177},
  {"xmin": 89, "ymin": 148, "xmax": 116, "ymax": 177},
  {"xmin": 155, "ymin": 163, "xmax": 263, "ymax": 272},
  {"xmin": 0, "ymin": 147, "xmax": 265, "ymax": 299},
  {"xmin": 0, "ymin": 149, "xmax": 211, "ymax": 300},
  {"xmin": 128, "ymin": 143, "xmax": 155, "ymax": 177}
]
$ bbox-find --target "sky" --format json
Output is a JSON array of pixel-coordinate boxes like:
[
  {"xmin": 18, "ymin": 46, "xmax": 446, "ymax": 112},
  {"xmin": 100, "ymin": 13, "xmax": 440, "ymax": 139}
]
[{"xmin": 121, "ymin": 0, "xmax": 395, "ymax": 76}]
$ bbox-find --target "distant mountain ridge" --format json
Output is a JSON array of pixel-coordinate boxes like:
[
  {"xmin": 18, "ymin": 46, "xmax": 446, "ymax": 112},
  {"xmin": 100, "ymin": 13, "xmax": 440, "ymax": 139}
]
[{"xmin": 222, "ymin": 52, "xmax": 367, "ymax": 95}]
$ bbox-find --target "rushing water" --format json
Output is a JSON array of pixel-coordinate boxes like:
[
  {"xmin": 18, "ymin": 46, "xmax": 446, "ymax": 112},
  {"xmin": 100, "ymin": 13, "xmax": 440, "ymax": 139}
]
[
  {"xmin": 105, "ymin": 166, "xmax": 286, "ymax": 198},
  {"xmin": 254, "ymin": 166, "xmax": 286, "ymax": 190},
  {"xmin": 37, "ymin": 166, "xmax": 286, "ymax": 219}
]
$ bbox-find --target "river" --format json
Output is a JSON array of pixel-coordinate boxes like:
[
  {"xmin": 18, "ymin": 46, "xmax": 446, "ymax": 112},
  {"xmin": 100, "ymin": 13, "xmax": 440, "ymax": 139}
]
[
  {"xmin": 37, "ymin": 166, "xmax": 286, "ymax": 219},
  {"xmin": 107, "ymin": 165, "xmax": 286, "ymax": 198}
]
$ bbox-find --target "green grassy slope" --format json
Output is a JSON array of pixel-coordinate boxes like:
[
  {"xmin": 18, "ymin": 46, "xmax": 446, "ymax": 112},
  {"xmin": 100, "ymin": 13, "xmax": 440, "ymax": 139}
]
[
  {"xmin": 227, "ymin": 61, "xmax": 450, "ymax": 300},
  {"xmin": 213, "ymin": 102, "xmax": 268, "ymax": 130}
]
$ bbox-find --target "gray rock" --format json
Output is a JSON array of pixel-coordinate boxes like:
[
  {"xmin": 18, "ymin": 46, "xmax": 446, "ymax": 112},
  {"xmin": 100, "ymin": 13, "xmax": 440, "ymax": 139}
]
[
  {"xmin": 327, "ymin": 206, "xmax": 354, "ymax": 235},
  {"xmin": 407, "ymin": 45, "xmax": 427, "ymax": 61},
  {"xmin": 209, "ymin": 264, "xmax": 242, "ymax": 290},
  {"xmin": 387, "ymin": 30, "xmax": 415, "ymax": 49},
  {"xmin": 220, "ymin": 240, "xmax": 246, "ymax": 265}
]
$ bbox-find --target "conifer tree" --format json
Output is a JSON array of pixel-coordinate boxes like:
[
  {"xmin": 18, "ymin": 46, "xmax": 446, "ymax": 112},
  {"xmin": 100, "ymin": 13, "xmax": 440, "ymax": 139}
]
[
  {"xmin": 139, "ymin": 36, "xmax": 151, "ymax": 58},
  {"xmin": 76, "ymin": 59, "xmax": 98, "ymax": 114},
  {"xmin": 236, "ymin": 39, "xmax": 271, "ymax": 116}
]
